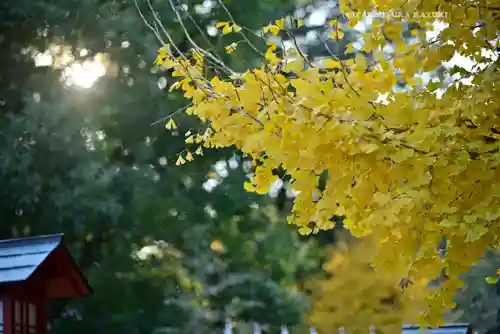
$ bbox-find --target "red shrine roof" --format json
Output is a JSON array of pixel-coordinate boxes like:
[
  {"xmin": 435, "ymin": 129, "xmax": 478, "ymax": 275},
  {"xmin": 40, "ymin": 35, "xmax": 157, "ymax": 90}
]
[{"xmin": 0, "ymin": 233, "xmax": 92, "ymax": 299}]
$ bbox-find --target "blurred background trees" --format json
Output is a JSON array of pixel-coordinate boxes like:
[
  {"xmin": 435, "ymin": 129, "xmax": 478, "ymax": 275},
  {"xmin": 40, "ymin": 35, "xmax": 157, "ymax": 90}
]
[
  {"xmin": 306, "ymin": 237, "xmax": 428, "ymax": 334},
  {"xmin": 451, "ymin": 252, "xmax": 500, "ymax": 334}
]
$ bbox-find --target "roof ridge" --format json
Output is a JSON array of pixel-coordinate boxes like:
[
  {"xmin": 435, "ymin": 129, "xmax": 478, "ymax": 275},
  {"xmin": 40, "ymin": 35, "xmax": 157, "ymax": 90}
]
[{"xmin": 0, "ymin": 233, "xmax": 64, "ymax": 244}]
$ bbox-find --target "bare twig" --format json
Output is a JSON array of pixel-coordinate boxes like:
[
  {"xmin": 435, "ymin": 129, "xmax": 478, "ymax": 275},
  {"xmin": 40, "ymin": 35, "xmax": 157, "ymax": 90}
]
[
  {"xmin": 286, "ymin": 17, "xmax": 313, "ymax": 68},
  {"xmin": 139, "ymin": 0, "xmax": 222, "ymax": 96},
  {"xmin": 174, "ymin": 0, "xmax": 225, "ymax": 62},
  {"xmin": 145, "ymin": 0, "xmax": 190, "ymax": 63},
  {"xmin": 133, "ymin": 0, "xmax": 166, "ymax": 45},
  {"xmin": 150, "ymin": 104, "xmax": 193, "ymax": 126},
  {"xmin": 167, "ymin": 0, "xmax": 234, "ymax": 75}
]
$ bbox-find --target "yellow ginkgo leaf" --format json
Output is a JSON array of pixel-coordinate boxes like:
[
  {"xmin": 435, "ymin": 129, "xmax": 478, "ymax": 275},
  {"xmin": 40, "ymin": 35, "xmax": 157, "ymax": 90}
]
[
  {"xmin": 243, "ymin": 181, "xmax": 255, "ymax": 191},
  {"xmin": 185, "ymin": 135, "xmax": 195, "ymax": 144},
  {"xmin": 323, "ymin": 59, "xmax": 341, "ymax": 69},
  {"xmin": 186, "ymin": 151, "xmax": 194, "ymax": 161},
  {"xmin": 355, "ymin": 53, "xmax": 368, "ymax": 70},
  {"xmin": 154, "ymin": 51, "xmax": 167, "ymax": 66},
  {"xmin": 360, "ymin": 143, "xmax": 380, "ymax": 153},
  {"xmin": 232, "ymin": 24, "xmax": 242, "ymax": 32},
  {"xmin": 215, "ymin": 22, "xmax": 228, "ymax": 28},
  {"xmin": 298, "ymin": 226, "xmax": 312, "ymax": 235},
  {"xmin": 195, "ymin": 146, "xmax": 204, "ymax": 155},
  {"xmin": 210, "ymin": 240, "xmax": 225, "ymax": 252},
  {"xmin": 330, "ymin": 29, "xmax": 345, "ymax": 39},
  {"xmin": 185, "ymin": 106, "xmax": 194, "ymax": 115},
  {"xmin": 225, "ymin": 42, "xmax": 238, "ymax": 54},
  {"xmin": 222, "ymin": 24, "xmax": 232, "ymax": 35},
  {"xmin": 265, "ymin": 47, "xmax": 280, "ymax": 64},
  {"xmin": 215, "ymin": 22, "xmax": 240, "ymax": 35},
  {"xmin": 485, "ymin": 276, "xmax": 499, "ymax": 284},
  {"xmin": 391, "ymin": 148, "xmax": 414, "ymax": 163},
  {"xmin": 169, "ymin": 81, "xmax": 181, "ymax": 92},
  {"xmin": 283, "ymin": 58, "xmax": 304, "ymax": 73},
  {"xmin": 166, "ymin": 118, "xmax": 177, "ymax": 130},
  {"xmin": 263, "ymin": 19, "xmax": 285, "ymax": 36},
  {"xmin": 175, "ymin": 155, "xmax": 185, "ymax": 165}
]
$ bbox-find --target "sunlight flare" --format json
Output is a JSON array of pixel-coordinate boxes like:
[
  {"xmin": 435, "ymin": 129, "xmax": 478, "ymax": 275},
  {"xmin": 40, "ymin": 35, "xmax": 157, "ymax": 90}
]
[{"xmin": 63, "ymin": 58, "xmax": 106, "ymax": 88}]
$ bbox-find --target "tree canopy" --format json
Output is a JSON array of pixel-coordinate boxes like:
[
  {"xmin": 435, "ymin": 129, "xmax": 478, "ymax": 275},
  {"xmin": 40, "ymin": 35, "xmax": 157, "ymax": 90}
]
[{"xmin": 153, "ymin": 0, "xmax": 500, "ymax": 324}]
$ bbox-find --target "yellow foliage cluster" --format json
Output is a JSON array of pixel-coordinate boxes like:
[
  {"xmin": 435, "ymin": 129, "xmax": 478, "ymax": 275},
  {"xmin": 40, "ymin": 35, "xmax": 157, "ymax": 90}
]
[
  {"xmin": 307, "ymin": 237, "xmax": 428, "ymax": 334},
  {"xmin": 155, "ymin": 0, "xmax": 500, "ymax": 324}
]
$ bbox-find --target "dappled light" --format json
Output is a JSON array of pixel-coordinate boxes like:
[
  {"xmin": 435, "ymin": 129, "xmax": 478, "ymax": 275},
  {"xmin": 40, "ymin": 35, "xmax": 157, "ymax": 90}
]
[
  {"xmin": 63, "ymin": 59, "xmax": 106, "ymax": 88},
  {"xmin": 34, "ymin": 47, "xmax": 107, "ymax": 88}
]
